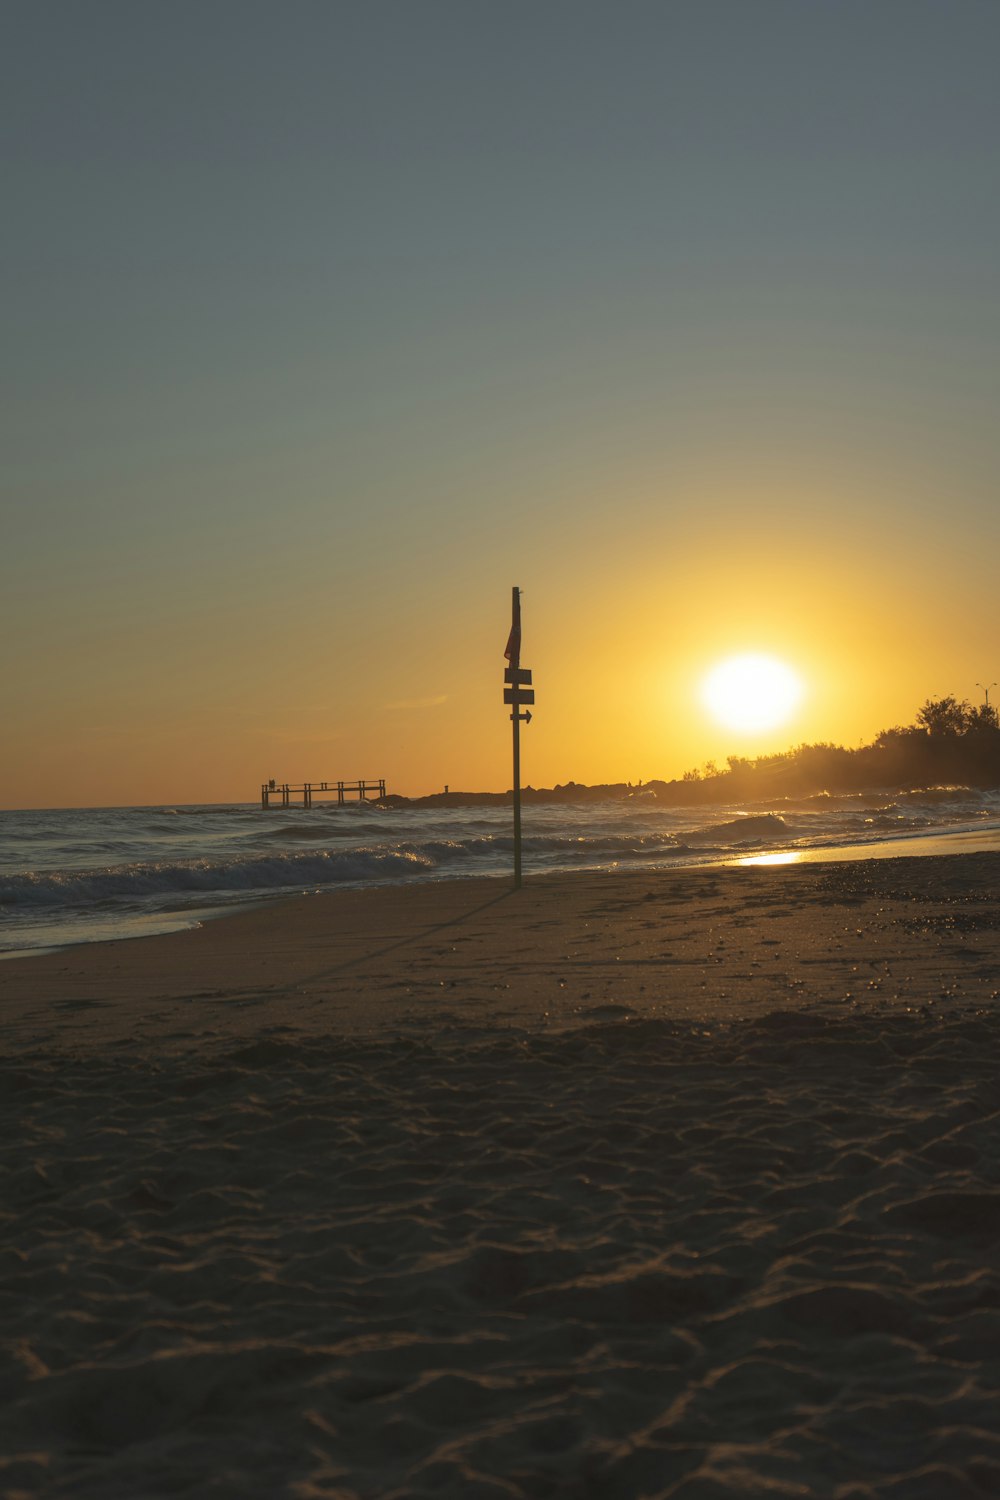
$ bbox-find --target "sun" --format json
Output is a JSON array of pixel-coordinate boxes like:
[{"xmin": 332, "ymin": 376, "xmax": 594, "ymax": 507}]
[{"xmin": 701, "ymin": 653, "xmax": 803, "ymax": 733}]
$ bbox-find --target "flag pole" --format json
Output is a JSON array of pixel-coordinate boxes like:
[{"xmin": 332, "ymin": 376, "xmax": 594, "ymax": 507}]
[
  {"xmin": 511, "ymin": 587, "xmax": 522, "ymax": 888},
  {"xmin": 503, "ymin": 585, "xmax": 532, "ymax": 890}
]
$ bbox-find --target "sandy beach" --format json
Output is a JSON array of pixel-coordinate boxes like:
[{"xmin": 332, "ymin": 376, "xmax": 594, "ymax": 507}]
[{"xmin": 4, "ymin": 854, "xmax": 1000, "ymax": 1496}]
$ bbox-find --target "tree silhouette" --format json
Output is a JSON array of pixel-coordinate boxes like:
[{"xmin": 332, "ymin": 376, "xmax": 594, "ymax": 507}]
[
  {"xmin": 967, "ymin": 702, "xmax": 1000, "ymax": 732},
  {"xmin": 915, "ymin": 696, "xmax": 970, "ymax": 736}
]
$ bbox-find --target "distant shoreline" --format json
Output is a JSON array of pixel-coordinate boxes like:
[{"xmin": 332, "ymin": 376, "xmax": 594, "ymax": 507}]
[{"xmin": 382, "ymin": 776, "xmax": 1000, "ymax": 811}]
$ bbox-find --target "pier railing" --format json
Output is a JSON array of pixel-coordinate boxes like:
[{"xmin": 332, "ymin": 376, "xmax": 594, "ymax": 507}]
[{"xmin": 261, "ymin": 779, "xmax": 386, "ymax": 809}]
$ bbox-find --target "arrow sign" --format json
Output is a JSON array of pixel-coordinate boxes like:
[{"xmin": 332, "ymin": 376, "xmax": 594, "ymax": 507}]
[
  {"xmin": 504, "ymin": 667, "xmax": 532, "ymax": 686},
  {"xmin": 504, "ymin": 688, "xmax": 535, "ymax": 705}
]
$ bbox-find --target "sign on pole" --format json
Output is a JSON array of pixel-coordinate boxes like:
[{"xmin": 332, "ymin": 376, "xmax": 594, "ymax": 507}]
[{"xmin": 503, "ymin": 586, "xmax": 534, "ymax": 888}]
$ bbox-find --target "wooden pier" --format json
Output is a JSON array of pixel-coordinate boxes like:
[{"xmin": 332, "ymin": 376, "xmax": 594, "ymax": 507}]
[{"xmin": 261, "ymin": 778, "xmax": 386, "ymax": 809}]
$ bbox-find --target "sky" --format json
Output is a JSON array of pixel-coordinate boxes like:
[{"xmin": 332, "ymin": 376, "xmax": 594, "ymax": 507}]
[{"xmin": 5, "ymin": 0, "xmax": 1000, "ymax": 807}]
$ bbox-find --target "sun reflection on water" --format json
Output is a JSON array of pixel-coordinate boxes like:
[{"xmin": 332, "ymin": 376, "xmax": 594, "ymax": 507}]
[{"xmin": 737, "ymin": 851, "xmax": 803, "ymax": 867}]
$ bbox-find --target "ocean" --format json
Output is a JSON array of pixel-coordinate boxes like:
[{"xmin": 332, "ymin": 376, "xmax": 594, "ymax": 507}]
[{"xmin": 5, "ymin": 789, "xmax": 1000, "ymax": 958}]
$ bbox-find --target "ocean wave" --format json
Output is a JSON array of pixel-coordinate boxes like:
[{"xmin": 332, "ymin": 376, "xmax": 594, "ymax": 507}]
[
  {"xmin": 859, "ymin": 811, "xmax": 934, "ymax": 831},
  {"xmin": 257, "ymin": 821, "xmax": 392, "ymax": 842},
  {"xmin": 684, "ymin": 813, "xmax": 790, "ymax": 845},
  {"xmin": 10, "ymin": 799, "xmax": 1000, "ymax": 949},
  {"xmin": 256, "ymin": 830, "xmax": 695, "ymax": 865},
  {"xmin": 145, "ymin": 804, "xmax": 260, "ymax": 819},
  {"xmin": 0, "ymin": 828, "xmax": 718, "ymax": 912},
  {"xmin": 406, "ymin": 832, "xmax": 695, "ymax": 863},
  {"xmin": 897, "ymin": 786, "xmax": 985, "ymax": 805},
  {"xmin": 0, "ymin": 848, "xmax": 434, "ymax": 909}
]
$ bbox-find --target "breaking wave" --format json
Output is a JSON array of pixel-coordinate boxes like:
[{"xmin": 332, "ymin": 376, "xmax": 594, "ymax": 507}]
[
  {"xmin": 684, "ymin": 813, "xmax": 790, "ymax": 844},
  {"xmin": 1, "ymin": 848, "xmax": 434, "ymax": 909}
]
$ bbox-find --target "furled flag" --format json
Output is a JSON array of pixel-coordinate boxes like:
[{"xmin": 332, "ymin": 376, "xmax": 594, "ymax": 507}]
[{"xmin": 504, "ymin": 587, "xmax": 521, "ymax": 667}]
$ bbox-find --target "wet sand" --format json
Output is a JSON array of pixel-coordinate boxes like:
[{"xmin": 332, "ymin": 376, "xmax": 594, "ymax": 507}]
[{"xmin": 4, "ymin": 855, "xmax": 1000, "ymax": 1496}]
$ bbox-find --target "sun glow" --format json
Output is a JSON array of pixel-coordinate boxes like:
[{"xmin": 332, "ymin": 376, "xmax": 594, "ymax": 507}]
[{"xmin": 701, "ymin": 654, "xmax": 804, "ymax": 734}]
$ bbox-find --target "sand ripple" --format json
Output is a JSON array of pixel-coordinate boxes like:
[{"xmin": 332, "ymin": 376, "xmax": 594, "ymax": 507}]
[{"xmin": 4, "ymin": 1011, "xmax": 1000, "ymax": 1497}]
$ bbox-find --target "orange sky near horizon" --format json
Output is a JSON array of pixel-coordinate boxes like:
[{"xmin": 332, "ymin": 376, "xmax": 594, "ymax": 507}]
[
  {"xmin": 7, "ymin": 457, "xmax": 997, "ymax": 809},
  {"xmin": 6, "ymin": 3, "xmax": 1000, "ymax": 810}
]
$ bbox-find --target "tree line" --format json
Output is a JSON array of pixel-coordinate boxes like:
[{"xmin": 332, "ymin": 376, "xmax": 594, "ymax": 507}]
[{"xmin": 662, "ymin": 696, "xmax": 1000, "ymax": 803}]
